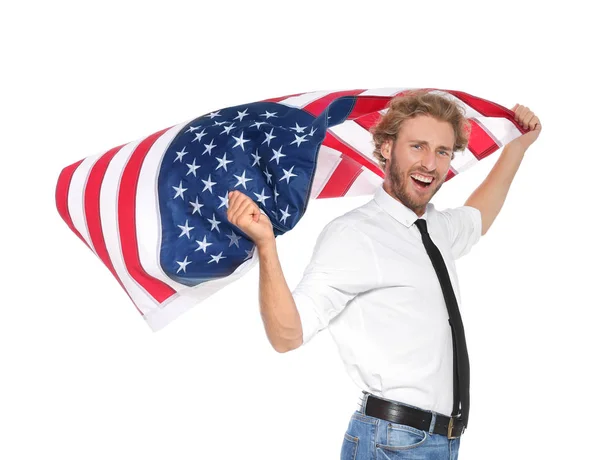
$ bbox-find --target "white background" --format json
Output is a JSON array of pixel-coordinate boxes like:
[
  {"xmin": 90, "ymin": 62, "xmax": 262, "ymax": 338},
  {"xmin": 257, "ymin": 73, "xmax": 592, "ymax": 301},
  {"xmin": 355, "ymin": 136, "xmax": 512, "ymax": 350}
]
[{"xmin": 2, "ymin": 1, "xmax": 598, "ymax": 459}]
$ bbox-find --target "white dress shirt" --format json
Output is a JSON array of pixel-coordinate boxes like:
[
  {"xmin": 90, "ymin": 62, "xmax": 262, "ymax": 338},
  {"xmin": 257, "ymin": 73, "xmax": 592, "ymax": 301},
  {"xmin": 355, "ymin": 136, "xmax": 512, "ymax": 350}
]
[{"xmin": 292, "ymin": 183, "xmax": 482, "ymax": 417}]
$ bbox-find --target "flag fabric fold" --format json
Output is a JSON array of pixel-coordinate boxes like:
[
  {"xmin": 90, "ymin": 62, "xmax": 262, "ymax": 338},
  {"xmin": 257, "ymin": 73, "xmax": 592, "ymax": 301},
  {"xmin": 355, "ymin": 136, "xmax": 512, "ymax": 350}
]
[{"xmin": 55, "ymin": 87, "xmax": 526, "ymax": 331}]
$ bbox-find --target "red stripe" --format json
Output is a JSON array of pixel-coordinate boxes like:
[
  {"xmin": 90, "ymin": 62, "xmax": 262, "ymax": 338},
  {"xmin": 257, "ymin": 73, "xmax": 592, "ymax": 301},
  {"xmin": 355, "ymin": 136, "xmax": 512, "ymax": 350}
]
[
  {"xmin": 465, "ymin": 119, "xmax": 501, "ymax": 161},
  {"xmin": 118, "ymin": 127, "xmax": 178, "ymax": 304},
  {"xmin": 346, "ymin": 96, "xmax": 391, "ymax": 120},
  {"xmin": 55, "ymin": 159, "xmax": 92, "ymax": 251},
  {"xmin": 83, "ymin": 144, "xmax": 141, "ymax": 313},
  {"xmin": 302, "ymin": 89, "xmax": 365, "ymax": 117},
  {"xmin": 322, "ymin": 132, "xmax": 384, "ymax": 179},
  {"xmin": 317, "ymin": 154, "xmax": 365, "ymax": 199},
  {"xmin": 354, "ymin": 111, "xmax": 383, "ymax": 132}
]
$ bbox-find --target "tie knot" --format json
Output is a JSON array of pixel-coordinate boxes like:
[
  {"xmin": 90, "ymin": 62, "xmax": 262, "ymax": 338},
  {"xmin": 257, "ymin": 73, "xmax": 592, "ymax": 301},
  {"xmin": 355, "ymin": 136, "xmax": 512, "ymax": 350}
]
[{"xmin": 415, "ymin": 218, "xmax": 428, "ymax": 235}]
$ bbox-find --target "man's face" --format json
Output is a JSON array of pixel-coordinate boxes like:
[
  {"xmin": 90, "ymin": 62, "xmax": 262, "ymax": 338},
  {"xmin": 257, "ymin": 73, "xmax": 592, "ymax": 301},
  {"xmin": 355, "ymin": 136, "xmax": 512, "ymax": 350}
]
[{"xmin": 382, "ymin": 114, "xmax": 455, "ymax": 217}]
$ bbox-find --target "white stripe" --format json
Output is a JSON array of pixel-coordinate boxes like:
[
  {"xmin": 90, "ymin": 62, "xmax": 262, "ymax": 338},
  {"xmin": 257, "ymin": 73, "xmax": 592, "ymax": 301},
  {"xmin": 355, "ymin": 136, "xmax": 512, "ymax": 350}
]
[
  {"xmin": 309, "ymin": 145, "xmax": 343, "ymax": 199},
  {"xmin": 100, "ymin": 138, "xmax": 159, "ymax": 316},
  {"xmin": 68, "ymin": 154, "xmax": 102, "ymax": 253},
  {"xmin": 358, "ymin": 87, "xmax": 411, "ymax": 96},
  {"xmin": 345, "ymin": 167, "xmax": 384, "ymax": 197},
  {"xmin": 328, "ymin": 120, "xmax": 379, "ymax": 167},
  {"xmin": 136, "ymin": 120, "xmax": 193, "ymax": 291},
  {"xmin": 450, "ymin": 147, "xmax": 479, "ymax": 173},
  {"xmin": 277, "ymin": 90, "xmax": 338, "ymax": 108}
]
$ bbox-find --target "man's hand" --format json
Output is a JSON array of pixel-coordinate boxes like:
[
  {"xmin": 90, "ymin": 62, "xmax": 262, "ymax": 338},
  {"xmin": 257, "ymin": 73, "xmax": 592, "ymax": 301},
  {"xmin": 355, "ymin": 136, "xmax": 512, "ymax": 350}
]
[
  {"xmin": 509, "ymin": 103, "xmax": 542, "ymax": 150},
  {"xmin": 226, "ymin": 190, "xmax": 275, "ymax": 248}
]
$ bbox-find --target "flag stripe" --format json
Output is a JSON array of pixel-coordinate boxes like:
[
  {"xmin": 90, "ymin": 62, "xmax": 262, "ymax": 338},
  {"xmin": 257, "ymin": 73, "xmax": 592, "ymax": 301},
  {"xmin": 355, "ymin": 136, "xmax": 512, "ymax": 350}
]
[
  {"xmin": 69, "ymin": 155, "xmax": 103, "ymax": 253},
  {"xmin": 84, "ymin": 145, "xmax": 130, "ymax": 298},
  {"xmin": 100, "ymin": 139, "xmax": 161, "ymax": 316},
  {"xmin": 56, "ymin": 159, "xmax": 91, "ymax": 250},
  {"xmin": 322, "ymin": 132, "xmax": 383, "ymax": 180},
  {"xmin": 317, "ymin": 154, "xmax": 365, "ymax": 199},
  {"xmin": 118, "ymin": 127, "xmax": 177, "ymax": 304}
]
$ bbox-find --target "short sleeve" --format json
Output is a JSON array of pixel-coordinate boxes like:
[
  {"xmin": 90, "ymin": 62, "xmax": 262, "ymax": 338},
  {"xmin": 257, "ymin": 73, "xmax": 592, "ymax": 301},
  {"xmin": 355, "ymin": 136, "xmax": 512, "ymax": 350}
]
[
  {"xmin": 292, "ymin": 221, "xmax": 380, "ymax": 346},
  {"xmin": 437, "ymin": 205, "xmax": 482, "ymax": 260}
]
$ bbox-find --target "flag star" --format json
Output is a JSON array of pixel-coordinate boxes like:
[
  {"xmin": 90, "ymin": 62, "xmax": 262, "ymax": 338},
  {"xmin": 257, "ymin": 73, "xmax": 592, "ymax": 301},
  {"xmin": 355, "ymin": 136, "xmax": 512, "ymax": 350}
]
[
  {"xmin": 208, "ymin": 251, "xmax": 226, "ymax": 264},
  {"xmin": 290, "ymin": 122, "xmax": 307, "ymax": 133},
  {"xmin": 201, "ymin": 174, "xmax": 217, "ymax": 193},
  {"xmin": 262, "ymin": 127, "xmax": 276, "ymax": 146},
  {"xmin": 213, "ymin": 120, "xmax": 227, "ymax": 126},
  {"xmin": 279, "ymin": 205, "xmax": 291, "ymax": 225},
  {"xmin": 274, "ymin": 185, "xmax": 279, "ymax": 203},
  {"xmin": 194, "ymin": 235, "xmax": 213, "ymax": 253},
  {"xmin": 260, "ymin": 110, "xmax": 278, "ymax": 119},
  {"xmin": 225, "ymin": 230, "xmax": 242, "ymax": 248},
  {"xmin": 202, "ymin": 139, "xmax": 217, "ymax": 156},
  {"xmin": 207, "ymin": 213, "xmax": 222, "ymax": 233},
  {"xmin": 308, "ymin": 126, "xmax": 317, "ymax": 136},
  {"xmin": 270, "ymin": 145, "xmax": 286, "ymax": 165},
  {"xmin": 233, "ymin": 169, "xmax": 253, "ymax": 189},
  {"xmin": 290, "ymin": 134, "xmax": 308, "ymax": 147},
  {"xmin": 172, "ymin": 180, "xmax": 187, "ymax": 200},
  {"xmin": 232, "ymin": 131, "xmax": 250, "ymax": 151},
  {"xmin": 177, "ymin": 219, "xmax": 194, "ymax": 239},
  {"xmin": 279, "ymin": 165, "xmax": 298, "ymax": 184},
  {"xmin": 233, "ymin": 108, "xmax": 249, "ymax": 122},
  {"xmin": 186, "ymin": 158, "xmax": 201, "ymax": 177},
  {"xmin": 250, "ymin": 150, "xmax": 261, "ymax": 167},
  {"xmin": 207, "ymin": 110, "xmax": 221, "ymax": 119},
  {"xmin": 243, "ymin": 248, "xmax": 254, "ymax": 261},
  {"xmin": 215, "ymin": 152, "xmax": 233, "ymax": 172},
  {"xmin": 253, "ymin": 188, "xmax": 271, "ymax": 206},
  {"xmin": 185, "ymin": 125, "xmax": 201, "ymax": 133},
  {"xmin": 192, "ymin": 128, "xmax": 208, "ymax": 143},
  {"xmin": 220, "ymin": 123, "xmax": 236, "ymax": 135},
  {"xmin": 217, "ymin": 191, "xmax": 229, "ymax": 209},
  {"xmin": 263, "ymin": 168, "xmax": 273, "ymax": 184},
  {"xmin": 174, "ymin": 146, "xmax": 189, "ymax": 163},
  {"xmin": 189, "ymin": 196, "xmax": 204, "ymax": 216},
  {"xmin": 250, "ymin": 121, "xmax": 267, "ymax": 129},
  {"xmin": 176, "ymin": 256, "xmax": 192, "ymax": 274}
]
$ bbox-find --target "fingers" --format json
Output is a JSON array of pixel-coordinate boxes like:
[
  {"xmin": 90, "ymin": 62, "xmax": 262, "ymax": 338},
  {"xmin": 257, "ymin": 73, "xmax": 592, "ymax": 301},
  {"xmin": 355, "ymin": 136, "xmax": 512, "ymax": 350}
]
[
  {"xmin": 512, "ymin": 104, "xmax": 540, "ymax": 130},
  {"xmin": 227, "ymin": 190, "xmax": 259, "ymax": 227}
]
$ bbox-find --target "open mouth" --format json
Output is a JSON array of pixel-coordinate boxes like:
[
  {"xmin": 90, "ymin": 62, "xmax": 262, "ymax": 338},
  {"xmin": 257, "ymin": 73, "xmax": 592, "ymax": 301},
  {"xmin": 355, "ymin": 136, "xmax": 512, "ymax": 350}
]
[{"xmin": 410, "ymin": 175, "xmax": 433, "ymax": 190}]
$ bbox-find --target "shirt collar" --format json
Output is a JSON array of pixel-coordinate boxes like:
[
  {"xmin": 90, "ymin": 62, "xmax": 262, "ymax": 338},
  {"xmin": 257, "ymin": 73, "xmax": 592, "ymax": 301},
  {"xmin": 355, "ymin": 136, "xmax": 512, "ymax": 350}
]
[{"xmin": 373, "ymin": 183, "xmax": 430, "ymax": 228}]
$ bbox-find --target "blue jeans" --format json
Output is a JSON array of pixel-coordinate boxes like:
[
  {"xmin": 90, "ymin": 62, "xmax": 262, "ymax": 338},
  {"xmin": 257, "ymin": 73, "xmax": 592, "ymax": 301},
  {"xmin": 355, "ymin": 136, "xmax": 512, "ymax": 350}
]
[{"xmin": 340, "ymin": 392, "xmax": 461, "ymax": 460}]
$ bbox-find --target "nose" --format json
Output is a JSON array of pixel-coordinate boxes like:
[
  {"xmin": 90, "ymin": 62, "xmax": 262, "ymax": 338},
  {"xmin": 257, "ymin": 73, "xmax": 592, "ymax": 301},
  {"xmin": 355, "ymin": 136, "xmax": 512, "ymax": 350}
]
[{"xmin": 419, "ymin": 147, "xmax": 437, "ymax": 172}]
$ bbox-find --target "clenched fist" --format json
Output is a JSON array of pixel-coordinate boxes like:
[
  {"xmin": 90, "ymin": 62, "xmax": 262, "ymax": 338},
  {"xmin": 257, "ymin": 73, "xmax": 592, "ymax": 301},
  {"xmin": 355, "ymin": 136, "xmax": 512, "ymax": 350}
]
[{"xmin": 227, "ymin": 190, "xmax": 275, "ymax": 248}]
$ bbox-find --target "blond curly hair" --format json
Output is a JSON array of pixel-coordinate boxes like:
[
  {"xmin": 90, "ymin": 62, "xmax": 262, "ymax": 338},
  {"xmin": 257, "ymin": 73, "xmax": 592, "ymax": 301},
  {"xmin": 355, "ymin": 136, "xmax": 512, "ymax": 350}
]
[{"xmin": 370, "ymin": 89, "xmax": 472, "ymax": 170}]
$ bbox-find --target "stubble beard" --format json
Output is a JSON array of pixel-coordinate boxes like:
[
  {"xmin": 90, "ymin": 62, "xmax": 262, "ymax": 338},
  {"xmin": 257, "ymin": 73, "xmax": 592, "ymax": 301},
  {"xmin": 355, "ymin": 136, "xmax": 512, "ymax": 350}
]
[{"xmin": 388, "ymin": 154, "xmax": 445, "ymax": 215}]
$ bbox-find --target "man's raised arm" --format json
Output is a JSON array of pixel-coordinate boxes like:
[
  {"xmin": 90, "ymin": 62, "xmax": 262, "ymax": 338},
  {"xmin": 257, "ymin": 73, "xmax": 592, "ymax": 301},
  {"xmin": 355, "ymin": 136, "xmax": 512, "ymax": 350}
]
[{"xmin": 465, "ymin": 104, "xmax": 541, "ymax": 236}]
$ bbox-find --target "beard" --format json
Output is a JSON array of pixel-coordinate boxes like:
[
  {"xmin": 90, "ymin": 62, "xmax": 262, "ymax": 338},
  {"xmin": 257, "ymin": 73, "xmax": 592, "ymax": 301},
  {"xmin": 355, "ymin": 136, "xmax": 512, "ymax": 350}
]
[{"xmin": 388, "ymin": 153, "xmax": 445, "ymax": 215}]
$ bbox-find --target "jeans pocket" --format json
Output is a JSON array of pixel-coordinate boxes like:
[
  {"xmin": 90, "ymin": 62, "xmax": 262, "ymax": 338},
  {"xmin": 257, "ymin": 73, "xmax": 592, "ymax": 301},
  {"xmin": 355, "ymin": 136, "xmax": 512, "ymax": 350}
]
[
  {"xmin": 341, "ymin": 432, "xmax": 359, "ymax": 460},
  {"xmin": 375, "ymin": 422, "xmax": 427, "ymax": 452}
]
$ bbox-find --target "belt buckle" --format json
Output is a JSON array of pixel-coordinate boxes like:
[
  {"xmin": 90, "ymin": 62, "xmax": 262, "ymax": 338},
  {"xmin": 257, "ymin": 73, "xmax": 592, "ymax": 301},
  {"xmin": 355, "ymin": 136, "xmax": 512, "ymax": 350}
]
[{"xmin": 447, "ymin": 417, "xmax": 464, "ymax": 439}]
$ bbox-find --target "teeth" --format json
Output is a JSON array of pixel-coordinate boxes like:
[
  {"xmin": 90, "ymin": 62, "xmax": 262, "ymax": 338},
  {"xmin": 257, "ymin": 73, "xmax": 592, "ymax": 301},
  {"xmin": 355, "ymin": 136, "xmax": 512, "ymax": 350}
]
[{"xmin": 411, "ymin": 174, "xmax": 433, "ymax": 183}]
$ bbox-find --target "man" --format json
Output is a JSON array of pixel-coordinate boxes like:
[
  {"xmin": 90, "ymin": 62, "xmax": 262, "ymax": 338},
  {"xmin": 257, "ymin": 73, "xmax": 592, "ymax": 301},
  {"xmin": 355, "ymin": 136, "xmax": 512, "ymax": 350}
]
[{"xmin": 226, "ymin": 91, "xmax": 541, "ymax": 459}]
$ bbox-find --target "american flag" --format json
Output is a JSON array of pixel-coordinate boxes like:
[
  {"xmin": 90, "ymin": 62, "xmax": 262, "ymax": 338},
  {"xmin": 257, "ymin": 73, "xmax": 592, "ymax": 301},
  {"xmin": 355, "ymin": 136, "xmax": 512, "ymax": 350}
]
[{"xmin": 55, "ymin": 87, "xmax": 526, "ymax": 331}]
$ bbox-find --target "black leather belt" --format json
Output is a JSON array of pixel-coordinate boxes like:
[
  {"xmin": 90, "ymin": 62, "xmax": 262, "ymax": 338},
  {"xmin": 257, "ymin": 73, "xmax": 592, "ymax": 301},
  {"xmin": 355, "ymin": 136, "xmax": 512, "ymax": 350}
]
[{"xmin": 363, "ymin": 392, "xmax": 466, "ymax": 439}]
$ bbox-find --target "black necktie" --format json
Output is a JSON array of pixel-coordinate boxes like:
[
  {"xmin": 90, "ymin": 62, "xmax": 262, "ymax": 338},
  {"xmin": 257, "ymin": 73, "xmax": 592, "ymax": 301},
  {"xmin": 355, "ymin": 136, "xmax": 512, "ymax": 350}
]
[{"xmin": 415, "ymin": 218, "xmax": 470, "ymax": 428}]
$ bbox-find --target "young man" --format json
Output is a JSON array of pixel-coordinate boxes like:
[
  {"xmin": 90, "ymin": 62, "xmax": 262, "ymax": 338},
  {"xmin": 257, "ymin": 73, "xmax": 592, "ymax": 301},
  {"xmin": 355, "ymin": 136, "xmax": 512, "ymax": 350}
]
[{"xmin": 227, "ymin": 91, "xmax": 541, "ymax": 459}]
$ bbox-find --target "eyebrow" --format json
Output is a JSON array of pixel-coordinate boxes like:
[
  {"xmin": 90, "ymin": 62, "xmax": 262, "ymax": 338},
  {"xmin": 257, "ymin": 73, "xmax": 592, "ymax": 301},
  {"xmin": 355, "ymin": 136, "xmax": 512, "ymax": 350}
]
[{"xmin": 408, "ymin": 139, "xmax": 453, "ymax": 151}]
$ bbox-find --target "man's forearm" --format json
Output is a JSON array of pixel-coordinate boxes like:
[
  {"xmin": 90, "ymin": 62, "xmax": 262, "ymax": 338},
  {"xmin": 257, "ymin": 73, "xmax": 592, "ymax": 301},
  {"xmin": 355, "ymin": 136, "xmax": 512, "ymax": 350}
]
[
  {"xmin": 256, "ymin": 240, "xmax": 303, "ymax": 353},
  {"xmin": 465, "ymin": 142, "xmax": 528, "ymax": 236}
]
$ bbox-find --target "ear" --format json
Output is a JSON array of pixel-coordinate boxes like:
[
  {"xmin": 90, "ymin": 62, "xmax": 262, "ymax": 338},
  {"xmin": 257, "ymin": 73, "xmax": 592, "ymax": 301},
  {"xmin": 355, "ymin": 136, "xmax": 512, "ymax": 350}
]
[{"xmin": 382, "ymin": 140, "xmax": 392, "ymax": 161}]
